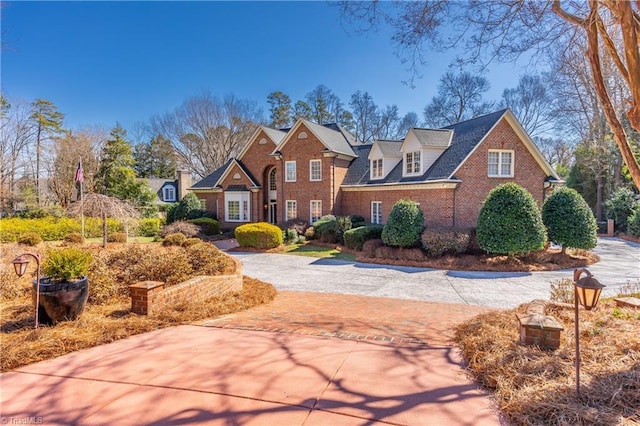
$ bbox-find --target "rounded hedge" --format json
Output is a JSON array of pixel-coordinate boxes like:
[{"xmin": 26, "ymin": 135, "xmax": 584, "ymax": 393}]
[
  {"xmin": 542, "ymin": 187, "xmax": 597, "ymax": 252},
  {"xmin": 343, "ymin": 224, "xmax": 384, "ymax": 250},
  {"xmin": 188, "ymin": 217, "xmax": 220, "ymax": 235},
  {"xmin": 235, "ymin": 222, "xmax": 283, "ymax": 249},
  {"xmin": 476, "ymin": 183, "xmax": 546, "ymax": 256},
  {"xmin": 381, "ymin": 199, "xmax": 424, "ymax": 247}
]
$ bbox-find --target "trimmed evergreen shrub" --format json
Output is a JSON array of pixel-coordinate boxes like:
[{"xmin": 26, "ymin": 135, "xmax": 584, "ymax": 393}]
[
  {"xmin": 349, "ymin": 215, "xmax": 366, "ymax": 228},
  {"xmin": 627, "ymin": 209, "xmax": 640, "ymax": 237},
  {"xmin": 188, "ymin": 217, "xmax": 220, "ymax": 235},
  {"xmin": 136, "ymin": 218, "xmax": 161, "ymax": 237},
  {"xmin": 162, "ymin": 232, "xmax": 187, "ymax": 246},
  {"xmin": 165, "ymin": 203, "xmax": 179, "ymax": 223},
  {"xmin": 107, "ymin": 232, "xmax": 127, "ymax": 243},
  {"xmin": 421, "ymin": 228, "xmax": 470, "ymax": 257},
  {"xmin": 313, "ymin": 218, "xmax": 338, "ymax": 243},
  {"xmin": 542, "ymin": 187, "xmax": 597, "ymax": 252},
  {"xmin": 173, "ymin": 193, "xmax": 204, "ymax": 222},
  {"xmin": 476, "ymin": 183, "xmax": 547, "ymax": 256},
  {"xmin": 381, "ymin": 199, "xmax": 425, "ymax": 248},
  {"xmin": 343, "ymin": 225, "xmax": 384, "ymax": 250},
  {"xmin": 17, "ymin": 232, "xmax": 43, "ymax": 246},
  {"xmin": 0, "ymin": 216, "xmax": 123, "ymax": 242},
  {"xmin": 235, "ymin": 222, "xmax": 283, "ymax": 249},
  {"xmin": 604, "ymin": 187, "xmax": 639, "ymax": 232}
]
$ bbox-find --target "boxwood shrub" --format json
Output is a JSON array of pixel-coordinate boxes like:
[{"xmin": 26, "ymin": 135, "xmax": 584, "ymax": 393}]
[
  {"xmin": 235, "ymin": 222, "xmax": 283, "ymax": 249},
  {"xmin": 17, "ymin": 232, "xmax": 43, "ymax": 246},
  {"xmin": 477, "ymin": 183, "xmax": 546, "ymax": 256},
  {"xmin": 0, "ymin": 216, "xmax": 123, "ymax": 242},
  {"xmin": 542, "ymin": 187, "xmax": 597, "ymax": 252},
  {"xmin": 136, "ymin": 218, "xmax": 161, "ymax": 237},
  {"xmin": 343, "ymin": 225, "xmax": 384, "ymax": 250},
  {"xmin": 188, "ymin": 217, "xmax": 220, "ymax": 235},
  {"xmin": 381, "ymin": 199, "xmax": 424, "ymax": 248}
]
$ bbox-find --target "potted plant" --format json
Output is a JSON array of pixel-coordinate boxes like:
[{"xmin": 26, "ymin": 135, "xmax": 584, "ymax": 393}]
[{"xmin": 36, "ymin": 247, "xmax": 92, "ymax": 325}]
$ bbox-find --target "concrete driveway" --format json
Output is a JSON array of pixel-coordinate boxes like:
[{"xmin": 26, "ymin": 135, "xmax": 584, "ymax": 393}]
[{"xmin": 231, "ymin": 238, "xmax": 640, "ymax": 309}]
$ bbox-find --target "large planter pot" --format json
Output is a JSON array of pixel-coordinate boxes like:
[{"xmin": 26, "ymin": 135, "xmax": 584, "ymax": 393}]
[{"xmin": 32, "ymin": 276, "xmax": 89, "ymax": 325}]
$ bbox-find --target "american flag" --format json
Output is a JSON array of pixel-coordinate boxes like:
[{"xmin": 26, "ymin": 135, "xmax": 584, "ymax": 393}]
[{"xmin": 75, "ymin": 160, "xmax": 84, "ymax": 183}]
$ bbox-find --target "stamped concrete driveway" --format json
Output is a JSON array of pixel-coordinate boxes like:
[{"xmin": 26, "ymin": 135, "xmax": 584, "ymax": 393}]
[{"xmin": 231, "ymin": 238, "xmax": 640, "ymax": 309}]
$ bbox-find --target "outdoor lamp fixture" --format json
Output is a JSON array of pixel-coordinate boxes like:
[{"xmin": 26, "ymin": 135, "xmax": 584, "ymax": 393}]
[
  {"xmin": 12, "ymin": 252, "xmax": 42, "ymax": 329},
  {"xmin": 573, "ymin": 268, "xmax": 605, "ymax": 398}
]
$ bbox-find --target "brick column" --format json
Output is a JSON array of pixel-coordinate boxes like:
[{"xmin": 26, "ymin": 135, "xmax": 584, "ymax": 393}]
[{"xmin": 129, "ymin": 281, "xmax": 165, "ymax": 315}]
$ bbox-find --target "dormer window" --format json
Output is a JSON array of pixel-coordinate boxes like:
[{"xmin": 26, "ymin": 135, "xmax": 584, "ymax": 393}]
[
  {"xmin": 163, "ymin": 186, "xmax": 176, "ymax": 202},
  {"xmin": 371, "ymin": 159, "xmax": 383, "ymax": 179},
  {"xmin": 405, "ymin": 151, "xmax": 421, "ymax": 175}
]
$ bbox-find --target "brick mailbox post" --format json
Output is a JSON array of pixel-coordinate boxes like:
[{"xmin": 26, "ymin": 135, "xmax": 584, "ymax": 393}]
[{"xmin": 517, "ymin": 299, "xmax": 564, "ymax": 350}]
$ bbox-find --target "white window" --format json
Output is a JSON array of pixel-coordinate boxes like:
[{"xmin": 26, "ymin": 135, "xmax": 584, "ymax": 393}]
[
  {"xmin": 371, "ymin": 158, "xmax": 383, "ymax": 179},
  {"xmin": 488, "ymin": 150, "xmax": 514, "ymax": 177},
  {"xmin": 269, "ymin": 168, "xmax": 277, "ymax": 190},
  {"xmin": 286, "ymin": 200, "xmax": 297, "ymax": 221},
  {"xmin": 199, "ymin": 199, "xmax": 206, "ymax": 210},
  {"xmin": 371, "ymin": 201, "xmax": 382, "ymax": 224},
  {"xmin": 225, "ymin": 192, "xmax": 250, "ymax": 222},
  {"xmin": 310, "ymin": 159, "xmax": 322, "ymax": 181},
  {"xmin": 310, "ymin": 200, "xmax": 322, "ymax": 223},
  {"xmin": 405, "ymin": 151, "xmax": 421, "ymax": 175},
  {"xmin": 162, "ymin": 186, "xmax": 176, "ymax": 202},
  {"xmin": 285, "ymin": 161, "xmax": 296, "ymax": 182}
]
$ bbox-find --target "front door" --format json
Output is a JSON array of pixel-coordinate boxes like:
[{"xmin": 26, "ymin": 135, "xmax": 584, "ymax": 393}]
[{"xmin": 269, "ymin": 202, "xmax": 277, "ymax": 224}]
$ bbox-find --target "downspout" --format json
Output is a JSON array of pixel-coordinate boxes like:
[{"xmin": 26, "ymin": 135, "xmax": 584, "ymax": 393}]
[
  {"xmin": 332, "ymin": 156, "xmax": 336, "ymax": 214},
  {"xmin": 452, "ymin": 184, "xmax": 457, "ymax": 228}
]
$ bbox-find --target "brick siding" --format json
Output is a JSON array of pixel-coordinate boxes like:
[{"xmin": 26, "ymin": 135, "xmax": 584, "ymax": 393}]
[{"xmin": 129, "ymin": 255, "xmax": 243, "ymax": 316}]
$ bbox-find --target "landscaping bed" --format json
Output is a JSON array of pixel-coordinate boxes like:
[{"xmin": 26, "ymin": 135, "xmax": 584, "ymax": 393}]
[{"xmin": 454, "ymin": 300, "xmax": 640, "ymax": 425}]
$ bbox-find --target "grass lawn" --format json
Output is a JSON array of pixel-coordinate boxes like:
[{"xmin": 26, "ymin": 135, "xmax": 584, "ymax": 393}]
[{"xmin": 282, "ymin": 243, "xmax": 356, "ymax": 262}]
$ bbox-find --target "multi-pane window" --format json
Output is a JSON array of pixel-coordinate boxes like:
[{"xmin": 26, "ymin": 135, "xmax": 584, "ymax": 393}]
[
  {"xmin": 199, "ymin": 199, "xmax": 206, "ymax": 210},
  {"xmin": 310, "ymin": 159, "xmax": 322, "ymax": 181},
  {"xmin": 488, "ymin": 150, "xmax": 514, "ymax": 177},
  {"xmin": 269, "ymin": 168, "xmax": 277, "ymax": 190},
  {"xmin": 286, "ymin": 200, "xmax": 297, "ymax": 221},
  {"xmin": 310, "ymin": 200, "xmax": 322, "ymax": 223},
  {"xmin": 225, "ymin": 192, "xmax": 250, "ymax": 222},
  {"xmin": 405, "ymin": 151, "xmax": 421, "ymax": 175},
  {"xmin": 227, "ymin": 201, "xmax": 240, "ymax": 221},
  {"xmin": 163, "ymin": 186, "xmax": 176, "ymax": 202},
  {"xmin": 371, "ymin": 159, "xmax": 383, "ymax": 179},
  {"xmin": 285, "ymin": 161, "xmax": 296, "ymax": 182},
  {"xmin": 371, "ymin": 201, "xmax": 382, "ymax": 224}
]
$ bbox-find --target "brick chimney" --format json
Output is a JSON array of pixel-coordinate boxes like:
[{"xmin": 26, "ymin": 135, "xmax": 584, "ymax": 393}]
[{"xmin": 176, "ymin": 170, "xmax": 192, "ymax": 200}]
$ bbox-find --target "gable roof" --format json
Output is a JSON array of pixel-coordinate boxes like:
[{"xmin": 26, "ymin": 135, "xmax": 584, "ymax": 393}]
[
  {"xmin": 342, "ymin": 109, "xmax": 513, "ymax": 185},
  {"xmin": 373, "ymin": 140, "xmax": 403, "ymax": 157},
  {"xmin": 237, "ymin": 125, "xmax": 287, "ymax": 161},
  {"xmin": 190, "ymin": 158, "xmax": 259, "ymax": 190},
  {"xmin": 274, "ymin": 119, "xmax": 357, "ymax": 158}
]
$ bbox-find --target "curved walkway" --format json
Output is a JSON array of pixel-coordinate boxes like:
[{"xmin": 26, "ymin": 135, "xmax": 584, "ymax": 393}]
[{"xmin": 229, "ymin": 238, "xmax": 640, "ymax": 309}]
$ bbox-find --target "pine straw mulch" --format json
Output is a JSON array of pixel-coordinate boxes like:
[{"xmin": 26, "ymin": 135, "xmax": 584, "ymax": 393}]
[
  {"xmin": 454, "ymin": 300, "xmax": 640, "ymax": 425},
  {"xmin": 0, "ymin": 276, "xmax": 276, "ymax": 372}
]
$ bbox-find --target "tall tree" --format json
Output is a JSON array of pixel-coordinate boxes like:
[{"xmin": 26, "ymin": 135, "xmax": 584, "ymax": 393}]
[
  {"xmin": 349, "ymin": 90, "xmax": 380, "ymax": 142},
  {"xmin": 0, "ymin": 97, "xmax": 34, "ymax": 213},
  {"xmin": 30, "ymin": 99, "xmax": 64, "ymax": 206},
  {"xmin": 150, "ymin": 92, "xmax": 262, "ymax": 179},
  {"xmin": 339, "ymin": 0, "xmax": 640, "ymax": 189},
  {"xmin": 50, "ymin": 130, "xmax": 101, "ymax": 208},
  {"xmin": 267, "ymin": 91, "xmax": 293, "ymax": 128},
  {"xmin": 423, "ymin": 71, "xmax": 494, "ymax": 127},
  {"xmin": 303, "ymin": 85, "xmax": 342, "ymax": 125},
  {"xmin": 500, "ymin": 74, "xmax": 554, "ymax": 138},
  {"xmin": 96, "ymin": 125, "xmax": 156, "ymax": 216},
  {"xmin": 133, "ymin": 134, "xmax": 177, "ymax": 178}
]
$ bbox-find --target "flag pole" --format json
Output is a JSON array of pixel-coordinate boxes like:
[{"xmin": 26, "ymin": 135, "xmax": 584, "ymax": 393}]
[{"xmin": 76, "ymin": 158, "xmax": 85, "ymax": 238}]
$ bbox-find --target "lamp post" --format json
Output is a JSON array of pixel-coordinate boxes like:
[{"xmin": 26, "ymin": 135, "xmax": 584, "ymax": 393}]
[
  {"xmin": 12, "ymin": 252, "xmax": 42, "ymax": 329},
  {"xmin": 573, "ymin": 268, "xmax": 605, "ymax": 398}
]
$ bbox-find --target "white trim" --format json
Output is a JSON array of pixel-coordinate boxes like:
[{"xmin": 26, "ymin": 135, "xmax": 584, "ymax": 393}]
[
  {"xmin": 272, "ymin": 119, "xmax": 357, "ymax": 159},
  {"xmin": 215, "ymin": 159, "xmax": 260, "ymax": 189},
  {"xmin": 309, "ymin": 159, "xmax": 322, "ymax": 181},
  {"xmin": 224, "ymin": 191, "xmax": 250, "ymax": 223},
  {"xmin": 310, "ymin": 200, "xmax": 322, "ymax": 223},
  {"xmin": 162, "ymin": 185, "xmax": 176, "ymax": 202},
  {"xmin": 370, "ymin": 158, "xmax": 383, "ymax": 180},
  {"xmin": 286, "ymin": 199, "xmax": 297, "ymax": 221},
  {"xmin": 488, "ymin": 149, "xmax": 514, "ymax": 177},
  {"xmin": 403, "ymin": 150, "xmax": 422, "ymax": 176},
  {"xmin": 371, "ymin": 201, "xmax": 382, "ymax": 224},
  {"xmin": 285, "ymin": 161, "xmax": 297, "ymax": 182},
  {"xmin": 341, "ymin": 180, "xmax": 460, "ymax": 191}
]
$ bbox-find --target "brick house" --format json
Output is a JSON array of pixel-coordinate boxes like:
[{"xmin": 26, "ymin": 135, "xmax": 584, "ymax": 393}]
[{"xmin": 190, "ymin": 109, "xmax": 562, "ymax": 229}]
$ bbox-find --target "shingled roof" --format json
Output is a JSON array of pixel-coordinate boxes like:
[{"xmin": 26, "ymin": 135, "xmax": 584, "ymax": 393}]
[
  {"xmin": 342, "ymin": 109, "xmax": 508, "ymax": 186},
  {"xmin": 190, "ymin": 158, "xmax": 259, "ymax": 190},
  {"xmin": 410, "ymin": 128, "xmax": 454, "ymax": 148}
]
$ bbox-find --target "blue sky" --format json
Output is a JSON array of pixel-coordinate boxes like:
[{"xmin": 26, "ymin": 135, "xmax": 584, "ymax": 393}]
[{"xmin": 2, "ymin": 1, "xmax": 527, "ymax": 134}]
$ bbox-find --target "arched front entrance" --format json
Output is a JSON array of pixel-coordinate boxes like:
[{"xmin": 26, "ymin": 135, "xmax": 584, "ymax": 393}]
[{"xmin": 265, "ymin": 167, "xmax": 277, "ymax": 224}]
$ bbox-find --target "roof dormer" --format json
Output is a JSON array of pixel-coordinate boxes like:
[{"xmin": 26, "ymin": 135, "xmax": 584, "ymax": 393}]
[
  {"xmin": 400, "ymin": 128, "xmax": 453, "ymax": 178},
  {"xmin": 367, "ymin": 140, "xmax": 402, "ymax": 180}
]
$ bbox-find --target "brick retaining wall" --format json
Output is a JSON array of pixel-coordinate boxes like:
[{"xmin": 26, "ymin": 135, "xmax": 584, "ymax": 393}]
[{"xmin": 129, "ymin": 255, "xmax": 243, "ymax": 316}]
